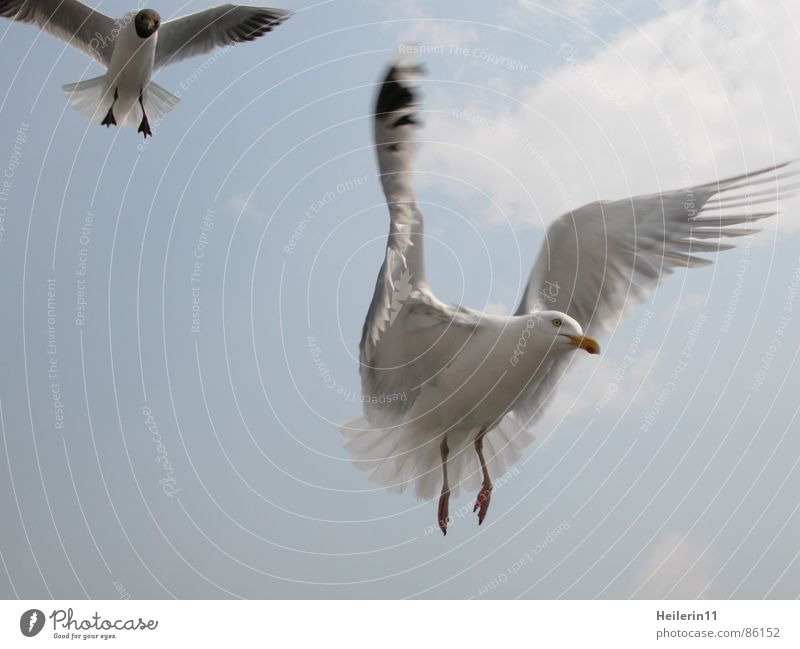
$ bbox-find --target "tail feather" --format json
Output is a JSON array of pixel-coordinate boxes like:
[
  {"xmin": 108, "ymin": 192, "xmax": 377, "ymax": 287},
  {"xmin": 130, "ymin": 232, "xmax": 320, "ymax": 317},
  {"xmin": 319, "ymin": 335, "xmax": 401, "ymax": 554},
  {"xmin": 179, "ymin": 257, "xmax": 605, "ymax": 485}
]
[
  {"xmin": 62, "ymin": 78, "xmax": 179, "ymax": 129},
  {"xmin": 143, "ymin": 81, "xmax": 180, "ymax": 124},
  {"xmin": 340, "ymin": 413, "xmax": 536, "ymax": 501},
  {"xmin": 62, "ymin": 76, "xmax": 113, "ymax": 125}
]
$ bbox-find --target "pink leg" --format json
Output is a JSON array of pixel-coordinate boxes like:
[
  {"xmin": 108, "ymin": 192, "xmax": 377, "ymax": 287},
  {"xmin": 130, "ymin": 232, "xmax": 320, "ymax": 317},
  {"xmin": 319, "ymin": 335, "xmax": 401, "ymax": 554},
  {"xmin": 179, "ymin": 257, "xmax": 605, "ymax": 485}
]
[
  {"xmin": 437, "ymin": 436, "xmax": 450, "ymax": 535},
  {"xmin": 473, "ymin": 429, "xmax": 492, "ymax": 525}
]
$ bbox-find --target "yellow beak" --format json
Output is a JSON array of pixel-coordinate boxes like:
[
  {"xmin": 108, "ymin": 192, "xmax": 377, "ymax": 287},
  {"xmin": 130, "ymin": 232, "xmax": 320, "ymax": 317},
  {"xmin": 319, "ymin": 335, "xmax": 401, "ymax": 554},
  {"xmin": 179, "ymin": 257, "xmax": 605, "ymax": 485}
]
[{"xmin": 563, "ymin": 333, "xmax": 601, "ymax": 354}]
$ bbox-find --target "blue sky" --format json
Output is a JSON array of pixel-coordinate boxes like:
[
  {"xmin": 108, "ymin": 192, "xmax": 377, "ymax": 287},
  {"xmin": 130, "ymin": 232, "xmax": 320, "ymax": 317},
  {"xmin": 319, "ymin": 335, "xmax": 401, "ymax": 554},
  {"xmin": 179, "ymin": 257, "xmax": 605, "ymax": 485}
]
[{"xmin": 1, "ymin": 0, "xmax": 800, "ymax": 599}]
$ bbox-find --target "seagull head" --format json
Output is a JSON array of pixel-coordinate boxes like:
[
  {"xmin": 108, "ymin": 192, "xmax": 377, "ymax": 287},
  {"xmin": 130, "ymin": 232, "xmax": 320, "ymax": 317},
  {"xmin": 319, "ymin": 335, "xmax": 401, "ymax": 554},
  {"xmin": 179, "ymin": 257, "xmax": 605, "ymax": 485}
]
[
  {"xmin": 537, "ymin": 311, "xmax": 600, "ymax": 355},
  {"xmin": 135, "ymin": 9, "xmax": 161, "ymax": 39}
]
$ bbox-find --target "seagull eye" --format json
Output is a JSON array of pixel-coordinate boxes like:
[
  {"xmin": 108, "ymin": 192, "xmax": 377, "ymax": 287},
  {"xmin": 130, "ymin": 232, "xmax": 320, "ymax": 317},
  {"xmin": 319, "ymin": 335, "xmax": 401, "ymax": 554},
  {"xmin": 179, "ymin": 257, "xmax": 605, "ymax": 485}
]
[{"xmin": 552, "ymin": 318, "xmax": 562, "ymax": 327}]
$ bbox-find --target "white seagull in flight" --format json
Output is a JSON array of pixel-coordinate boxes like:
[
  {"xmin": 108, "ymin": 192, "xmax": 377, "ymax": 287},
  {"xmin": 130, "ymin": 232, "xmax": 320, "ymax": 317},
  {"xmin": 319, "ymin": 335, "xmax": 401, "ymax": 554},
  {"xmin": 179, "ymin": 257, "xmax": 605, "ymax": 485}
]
[
  {"xmin": 341, "ymin": 59, "xmax": 795, "ymax": 535},
  {"xmin": 1, "ymin": 1, "xmax": 291, "ymax": 137}
]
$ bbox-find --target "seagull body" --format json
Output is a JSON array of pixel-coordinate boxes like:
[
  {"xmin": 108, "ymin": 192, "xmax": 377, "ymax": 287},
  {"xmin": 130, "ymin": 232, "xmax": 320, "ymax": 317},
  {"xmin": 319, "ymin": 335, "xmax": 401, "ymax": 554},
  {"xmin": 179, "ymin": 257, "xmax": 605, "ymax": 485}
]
[
  {"xmin": 1, "ymin": 0, "xmax": 291, "ymax": 136},
  {"xmin": 90, "ymin": 9, "xmax": 159, "ymax": 133},
  {"xmin": 341, "ymin": 59, "xmax": 794, "ymax": 535}
]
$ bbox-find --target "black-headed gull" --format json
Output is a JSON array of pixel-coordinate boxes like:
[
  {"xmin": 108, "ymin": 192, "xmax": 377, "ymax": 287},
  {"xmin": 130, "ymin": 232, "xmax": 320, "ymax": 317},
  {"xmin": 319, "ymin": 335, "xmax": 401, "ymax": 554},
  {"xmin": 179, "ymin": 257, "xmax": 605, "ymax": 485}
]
[
  {"xmin": 1, "ymin": 1, "xmax": 291, "ymax": 137},
  {"xmin": 341, "ymin": 58, "xmax": 795, "ymax": 535}
]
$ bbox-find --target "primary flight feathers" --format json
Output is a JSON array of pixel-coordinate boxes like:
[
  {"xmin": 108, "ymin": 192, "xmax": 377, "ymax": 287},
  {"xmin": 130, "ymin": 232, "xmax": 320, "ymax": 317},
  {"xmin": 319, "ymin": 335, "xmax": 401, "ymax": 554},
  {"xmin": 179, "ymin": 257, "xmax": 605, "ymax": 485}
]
[{"xmin": 0, "ymin": 1, "xmax": 292, "ymax": 136}]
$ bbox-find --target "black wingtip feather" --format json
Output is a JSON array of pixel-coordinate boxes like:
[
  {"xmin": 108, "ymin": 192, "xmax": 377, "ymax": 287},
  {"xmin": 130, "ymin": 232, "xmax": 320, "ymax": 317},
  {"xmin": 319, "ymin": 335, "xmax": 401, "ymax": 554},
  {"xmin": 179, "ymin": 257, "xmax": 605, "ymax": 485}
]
[
  {"xmin": 375, "ymin": 62, "xmax": 425, "ymax": 118},
  {"xmin": 237, "ymin": 9, "xmax": 290, "ymax": 41}
]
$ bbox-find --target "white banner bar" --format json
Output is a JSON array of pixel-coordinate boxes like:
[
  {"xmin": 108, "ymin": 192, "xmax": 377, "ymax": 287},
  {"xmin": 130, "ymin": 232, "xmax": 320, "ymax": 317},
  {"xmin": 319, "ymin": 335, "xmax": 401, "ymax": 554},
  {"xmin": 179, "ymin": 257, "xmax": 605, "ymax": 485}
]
[{"xmin": 1, "ymin": 600, "xmax": 796, "ymax": 648}]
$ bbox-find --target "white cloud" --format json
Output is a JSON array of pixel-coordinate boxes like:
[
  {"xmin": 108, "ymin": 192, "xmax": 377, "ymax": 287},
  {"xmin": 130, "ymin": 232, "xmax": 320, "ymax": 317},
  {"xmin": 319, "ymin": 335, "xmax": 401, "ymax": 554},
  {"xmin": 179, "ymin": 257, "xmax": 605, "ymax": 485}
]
[
  {"xmin": 418, "ymin": 0, "xmax": 800, "ymax": 231},
  {"xmin": 226, "ymin": 192, "xmax": 263, "ymax": 221},
  {"xmin": 514, "ymin": 0, "xmax": 621, "ymax": 24},
  {"xmin": 543, "ymin": 346, "xmax": 661, "ymax": 422},
  {"xmin": 633, "ymin": 531, "xmax": 715, "ymax": 598}
]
